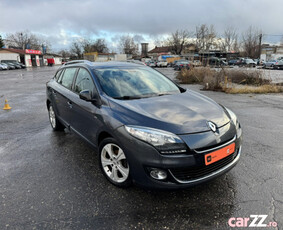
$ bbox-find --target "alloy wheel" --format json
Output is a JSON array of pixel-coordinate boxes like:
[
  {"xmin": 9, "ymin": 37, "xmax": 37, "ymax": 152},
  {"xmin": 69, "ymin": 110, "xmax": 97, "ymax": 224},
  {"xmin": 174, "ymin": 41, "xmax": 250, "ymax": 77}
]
[
  {"xmin": 101, "ymin": 143, "xmax": 129, "ymax": 183},
  {"xmin": 49, "ymin": 106, "xmax": 56, "ymax": 128}
]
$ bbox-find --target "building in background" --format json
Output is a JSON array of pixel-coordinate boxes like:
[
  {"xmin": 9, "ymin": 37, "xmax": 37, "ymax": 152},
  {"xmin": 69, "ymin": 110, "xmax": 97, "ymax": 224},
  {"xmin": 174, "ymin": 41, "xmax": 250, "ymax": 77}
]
[
  {"xmin": 0, "ymin": 48, "xmax": 43, "ymax": 67},
  {"xmin": 148, "ymin": 46, "xmax": 172, "ymax": 59},
  {"xmin": 0, "ymin": 48, "xmax": 63, "ymax": 66},
  {"xmin": 260, "ymin": 44, "xmax": 283, "ymax": 61},
  {"xmin": 43, "ymin": 53, "xmax": 62, "ymax": 65},
  {"xmin": 141, "ymin": 43, "xmax": 149, "ymax": 58},
  {"xmin": 83, "ymin": 52, "xmax": 127, "ymax": 62}
]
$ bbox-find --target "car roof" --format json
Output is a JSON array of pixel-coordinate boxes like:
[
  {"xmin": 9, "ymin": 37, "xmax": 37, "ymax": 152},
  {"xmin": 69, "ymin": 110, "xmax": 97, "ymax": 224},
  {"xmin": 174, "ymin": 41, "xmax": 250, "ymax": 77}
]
[{"xmin": 61, "ymin": 60, "xmax": 144, "ymax": 70}]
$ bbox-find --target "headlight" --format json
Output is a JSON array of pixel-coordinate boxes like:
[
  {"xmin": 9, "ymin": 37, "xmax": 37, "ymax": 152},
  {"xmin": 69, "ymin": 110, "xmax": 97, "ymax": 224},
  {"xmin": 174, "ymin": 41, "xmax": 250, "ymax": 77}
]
[
  {"xmin": 125, "ymin": 125, "xmax": 187, "ymax": 154},
  {"xmin": 225, "ymin": 107, "xmax": 242, "ymax": 137}
]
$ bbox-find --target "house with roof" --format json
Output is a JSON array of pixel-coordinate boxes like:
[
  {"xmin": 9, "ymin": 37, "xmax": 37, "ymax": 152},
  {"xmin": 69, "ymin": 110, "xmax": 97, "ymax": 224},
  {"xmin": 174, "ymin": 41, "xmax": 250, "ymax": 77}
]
[
  {"xmin": 0, "ymin": 48, "xmax": 43, "ymax": 67},
  {"xmin": 0, "ymin": 48, "xmax": 63, "ymax": 67},
  {"xmin": 148, "ymin": 46, "xmax": 173, "ymax": 59}
]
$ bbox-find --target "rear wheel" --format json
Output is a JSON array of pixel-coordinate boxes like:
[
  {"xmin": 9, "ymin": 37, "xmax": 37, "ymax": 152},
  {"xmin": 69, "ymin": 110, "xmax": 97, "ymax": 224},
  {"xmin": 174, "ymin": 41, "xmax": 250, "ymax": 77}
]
[
  {"xmin": 99, "ymin": 138, "xmax": 131, "ymax": 188},
  {"xmin": 48, "ymin": 104, "xmax": 65, "ymax": 131}
]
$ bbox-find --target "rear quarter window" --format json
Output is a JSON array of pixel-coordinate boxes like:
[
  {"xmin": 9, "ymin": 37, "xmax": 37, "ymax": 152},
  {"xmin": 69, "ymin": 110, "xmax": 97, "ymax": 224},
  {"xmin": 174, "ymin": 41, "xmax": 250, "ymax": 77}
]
[
  {"xmin": 59, "ymin": 68, "xmax": 77, "ymax": 90},
  {"xmin": 54, "ymin": 69, "xmax": 63, "ymax": 81}
]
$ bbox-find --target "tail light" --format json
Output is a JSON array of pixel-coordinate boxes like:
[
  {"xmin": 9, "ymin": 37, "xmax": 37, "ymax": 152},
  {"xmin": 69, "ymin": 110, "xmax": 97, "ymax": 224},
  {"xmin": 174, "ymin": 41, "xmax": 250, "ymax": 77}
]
[{"xmin": 180, "ymin": 64, "xmax": 183, "ymax": 67}]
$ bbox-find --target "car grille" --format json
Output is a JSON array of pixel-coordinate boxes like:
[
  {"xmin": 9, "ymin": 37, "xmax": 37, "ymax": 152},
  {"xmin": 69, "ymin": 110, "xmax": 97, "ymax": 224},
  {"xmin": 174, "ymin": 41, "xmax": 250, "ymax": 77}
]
[{"xmin": 169, "ymin": 150, "xmax": 238, "ymax": 182}]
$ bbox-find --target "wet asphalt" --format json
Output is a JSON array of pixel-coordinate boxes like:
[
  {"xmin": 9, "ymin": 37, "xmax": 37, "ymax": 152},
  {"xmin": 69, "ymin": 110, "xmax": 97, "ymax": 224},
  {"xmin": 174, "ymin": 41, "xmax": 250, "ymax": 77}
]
[{"xmin": 0, "ymin": 66, "xmax": 282, "ymax": 230}]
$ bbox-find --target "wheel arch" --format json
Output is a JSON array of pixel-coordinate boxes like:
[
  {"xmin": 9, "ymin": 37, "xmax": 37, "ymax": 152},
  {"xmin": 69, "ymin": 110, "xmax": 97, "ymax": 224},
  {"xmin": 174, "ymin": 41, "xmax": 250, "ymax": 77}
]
[
  {"xmin": 46, "ymin": 99, "xmax": 51, "ymax": 109},
  {"xmin": 97, "ymin": 131, "xmax": 113, "ymax": 146}
]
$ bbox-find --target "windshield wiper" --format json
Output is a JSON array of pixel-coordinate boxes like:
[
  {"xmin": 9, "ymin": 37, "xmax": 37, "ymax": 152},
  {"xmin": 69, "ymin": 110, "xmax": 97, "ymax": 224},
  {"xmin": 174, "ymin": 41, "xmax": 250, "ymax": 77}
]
[
  {"xmin": 113, "ymin": 96, "xmax": 142, "ymax": 100},
  {"xmin": 157, "ymin": 93, "xmax": 173, "ymax": 96}
]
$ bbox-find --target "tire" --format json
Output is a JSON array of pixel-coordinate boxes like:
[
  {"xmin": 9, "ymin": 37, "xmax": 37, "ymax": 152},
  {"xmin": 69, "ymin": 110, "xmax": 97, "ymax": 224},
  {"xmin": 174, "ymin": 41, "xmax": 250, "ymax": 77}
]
[
  {"xmin": 99, "ymin": 138, "xmax": 132, "ymax": 188},
  {"xmin": 48, "ymin": 104, "xmax": 65, "ymax": 131}
]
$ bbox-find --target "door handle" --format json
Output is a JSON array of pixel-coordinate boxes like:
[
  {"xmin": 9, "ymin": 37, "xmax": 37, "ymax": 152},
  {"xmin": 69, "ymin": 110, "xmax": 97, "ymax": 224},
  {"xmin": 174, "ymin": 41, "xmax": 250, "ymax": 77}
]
[{"xmin": 67, "ymin": 101, "xmax": 73, "ymax": 108}]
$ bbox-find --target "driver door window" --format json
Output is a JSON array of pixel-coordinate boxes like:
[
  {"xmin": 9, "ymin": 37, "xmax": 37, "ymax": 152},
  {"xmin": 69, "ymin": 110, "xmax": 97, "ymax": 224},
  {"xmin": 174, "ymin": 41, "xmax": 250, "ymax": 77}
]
[{"xmin": 74, "ymin": 68, "xmax": 96, "ymax": 96}]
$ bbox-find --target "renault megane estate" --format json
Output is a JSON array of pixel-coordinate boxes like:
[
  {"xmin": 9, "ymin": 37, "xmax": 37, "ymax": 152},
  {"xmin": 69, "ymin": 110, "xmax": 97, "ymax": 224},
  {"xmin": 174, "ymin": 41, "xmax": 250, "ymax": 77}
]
[{"xmin": 46, "ymin": 60, "xmax": 242, "ymax": 189}]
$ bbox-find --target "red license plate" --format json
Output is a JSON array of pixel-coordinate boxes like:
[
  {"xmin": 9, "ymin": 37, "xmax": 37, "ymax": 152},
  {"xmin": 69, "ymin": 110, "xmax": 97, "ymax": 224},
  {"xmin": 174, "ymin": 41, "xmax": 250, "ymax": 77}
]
[{"xmin": 205, "ymin": 143, "xmax": 235, "ymax": 166}]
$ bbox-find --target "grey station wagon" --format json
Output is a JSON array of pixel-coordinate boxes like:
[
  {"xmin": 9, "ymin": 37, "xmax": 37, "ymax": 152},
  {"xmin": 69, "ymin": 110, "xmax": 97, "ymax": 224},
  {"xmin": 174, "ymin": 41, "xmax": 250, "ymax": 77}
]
[{"xmin": 46, "ymin": 60, "xmax": 242, "ymax": 189}]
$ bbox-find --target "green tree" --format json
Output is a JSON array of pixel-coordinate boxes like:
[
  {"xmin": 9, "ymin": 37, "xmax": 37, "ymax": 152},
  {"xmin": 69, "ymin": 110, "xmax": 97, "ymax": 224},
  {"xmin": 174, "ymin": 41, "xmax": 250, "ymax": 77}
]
[{"xmin": 0, "ymin": 35, "xmax": 4, "ymax": 48}]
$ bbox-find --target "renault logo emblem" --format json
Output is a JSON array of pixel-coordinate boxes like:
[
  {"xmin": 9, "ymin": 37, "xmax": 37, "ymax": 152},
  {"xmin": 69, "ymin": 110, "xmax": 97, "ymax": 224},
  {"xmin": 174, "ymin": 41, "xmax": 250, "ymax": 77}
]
[{"xmin": 208, "ymin": 121, "xmax": 217, "ymax": 132}]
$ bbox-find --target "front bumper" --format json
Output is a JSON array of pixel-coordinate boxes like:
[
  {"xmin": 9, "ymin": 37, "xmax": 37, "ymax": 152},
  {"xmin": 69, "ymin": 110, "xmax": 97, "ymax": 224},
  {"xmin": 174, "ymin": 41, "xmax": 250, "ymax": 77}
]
[{"xmin": 114, "ymin": 126, "xmax": 242, "ymax": 190}]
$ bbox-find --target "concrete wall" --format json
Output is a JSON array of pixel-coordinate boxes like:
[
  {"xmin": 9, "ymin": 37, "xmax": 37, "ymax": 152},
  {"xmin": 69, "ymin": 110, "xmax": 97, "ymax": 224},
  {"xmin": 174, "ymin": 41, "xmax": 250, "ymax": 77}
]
[
  {"xmin": 54, "ymin": 57, "xmax": 62, "ymax": 65},
  {"xmin": 96, "ymin": 55, "xmax": 115, "ymax": 62},
  {"xmin": 0, "ymin": 51, "xmax": 20, "ymax": 62},
  {"xmin": 114, "ymin": 54, "xmax": 127, "ymax": 61}
]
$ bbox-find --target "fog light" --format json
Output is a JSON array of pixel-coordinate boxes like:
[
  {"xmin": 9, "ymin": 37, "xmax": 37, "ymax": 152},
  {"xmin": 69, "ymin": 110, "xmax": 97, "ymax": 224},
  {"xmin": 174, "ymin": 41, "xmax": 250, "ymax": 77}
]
[{"xmin": 149, "ymin": 168, "xmax": 167, "ymax": 180}]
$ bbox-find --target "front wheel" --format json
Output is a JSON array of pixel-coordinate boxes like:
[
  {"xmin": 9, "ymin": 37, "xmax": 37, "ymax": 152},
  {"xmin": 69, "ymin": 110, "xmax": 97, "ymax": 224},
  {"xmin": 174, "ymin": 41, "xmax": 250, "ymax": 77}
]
[{"xmin": 99, "ymin": 138, "xmax": 132, "ymax": 188}]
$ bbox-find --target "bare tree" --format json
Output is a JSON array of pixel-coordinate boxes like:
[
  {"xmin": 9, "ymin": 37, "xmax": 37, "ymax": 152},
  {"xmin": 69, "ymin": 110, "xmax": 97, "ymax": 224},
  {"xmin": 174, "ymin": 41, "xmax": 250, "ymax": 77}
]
[
  {"xmin": 82, "ymin": 38, "xmax": 109, "ymax": 53},
  {"xmin": 70, "ymin": 41, "xmax": 83, "ymax": 59},
  {"xmin": 242, "ymin": 26, "xmax": 261, "ymax": 58},
  {"xmin": 166, "ymin": 30, "xmax": 190, "ymax": 55},
  {"xmin": 195, "ymin": 24, "xmax": 217, "ymax": 52},
  {"xmin": 118, "ymin": 35, "xmax": 139, "ymax": 55},
  {"xmin": 0, "ymin": 35, "xmax": 4, "ymax": 48},
  {"xmin": 5, "ymin": 31, "xmax": 42, "ymax": 50},
  {"xmin": 58, "ymin": 49, "xmax": 71, "ymax": 59},
  {"xmin": 221, "ymin": 26, "xmax": 238, "ymax": 52}
]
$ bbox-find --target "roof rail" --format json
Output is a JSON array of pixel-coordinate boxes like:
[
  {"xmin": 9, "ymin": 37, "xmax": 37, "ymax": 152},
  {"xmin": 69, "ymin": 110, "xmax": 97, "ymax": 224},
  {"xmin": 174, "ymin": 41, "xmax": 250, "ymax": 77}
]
[{"xmin": 63, "ymin": 60, "xmax": 93, "ymax": 66}]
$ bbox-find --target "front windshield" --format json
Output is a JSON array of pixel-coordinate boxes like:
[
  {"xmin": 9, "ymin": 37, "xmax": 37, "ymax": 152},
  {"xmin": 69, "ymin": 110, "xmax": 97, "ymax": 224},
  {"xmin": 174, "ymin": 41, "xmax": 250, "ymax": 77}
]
[{"xmin": 94, "ymin": 67, "xmax": 181, "ymax": 99}]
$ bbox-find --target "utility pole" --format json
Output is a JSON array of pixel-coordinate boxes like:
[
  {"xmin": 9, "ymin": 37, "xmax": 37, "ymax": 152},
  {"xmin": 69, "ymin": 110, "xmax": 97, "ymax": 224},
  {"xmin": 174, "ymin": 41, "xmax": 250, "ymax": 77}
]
[{"xmin": 259, "ymin": 33, "xmax": 262, "ymax": 59}]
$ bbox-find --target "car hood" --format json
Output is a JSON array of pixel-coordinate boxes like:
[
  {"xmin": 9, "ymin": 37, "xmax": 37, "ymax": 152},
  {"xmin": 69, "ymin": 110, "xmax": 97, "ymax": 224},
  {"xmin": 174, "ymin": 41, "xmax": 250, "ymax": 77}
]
[{"xmin": 108, "ymin": 90, "xmax": 230, "ymax": 134}]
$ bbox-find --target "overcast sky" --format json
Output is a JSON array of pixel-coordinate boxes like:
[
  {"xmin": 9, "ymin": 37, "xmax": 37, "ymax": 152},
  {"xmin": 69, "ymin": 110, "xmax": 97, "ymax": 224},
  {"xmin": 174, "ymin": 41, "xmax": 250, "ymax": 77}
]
[{"xmin": 1, "ymin": 0, "xmax": 282, "ymax": 51}]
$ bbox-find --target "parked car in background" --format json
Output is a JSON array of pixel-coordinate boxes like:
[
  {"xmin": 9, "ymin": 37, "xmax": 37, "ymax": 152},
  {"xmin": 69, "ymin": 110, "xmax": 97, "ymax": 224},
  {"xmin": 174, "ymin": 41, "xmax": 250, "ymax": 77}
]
[
  {"xmin": 243, "ymin": 58, "xmax": 257, "ymax": 67},
  {"xmin": 263, "ymin": 60, "xmax": 277, "ymax": 69},
  {"xmin": 0, "ymin": 63, "xmax": 8, "ymax": 70},
  {"xmin": 1, "ymin": 62, "xmax": 16, "ymax": 70},
  {"xmin": 148, "ymin": 61, "xmax": 157, "ymax": 67},
  {"xmin": 12, "ymin": 61, "xmax": 26, "ymax": 68},
  {"xmin": 174, "ymin": 61, "xmax": 191, "ymax": 70},
  {"xmin": 254, "ymin": 59, "xmax": 265, "ymax": 65},
  {"xmin": 156, "ymin": 60, "xmax": 168, "ymax": 67},
  {"xmin": 1, "ymin": 60, "xmax": 24, "ymax": 68},
  {"xmin": 273, "ymin": 60, "xmax": 283, "ymax": 70},
  {"xmin": 8, "ymin": 62, "xmax": 22, "ymax": 69},
  {"xmin": 192, "ymin": 60, "xmax": 202, "ymax": 67},
  {"xmin": 126, "ymin": 60, "xmax": 146, "ymax": 66},
  {"xmin": 204, "ymin": 57, "xmax": 227, "ymax": 67},
  {"xmin": 170, "ymin": 59, "xmax": 185, "ymax": 67},
  {"xmin": 228, "ymin": 59, "xmax": 240, "ymax": 66}
]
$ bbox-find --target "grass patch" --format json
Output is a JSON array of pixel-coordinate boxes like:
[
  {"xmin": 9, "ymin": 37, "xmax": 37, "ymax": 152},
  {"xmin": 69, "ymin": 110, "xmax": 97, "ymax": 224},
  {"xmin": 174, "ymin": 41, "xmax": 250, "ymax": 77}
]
[
  {"xmin": 225, "ymin": 85, "xmax": 283, "ymax": 94},
  {"xmin": 177, "ymin": 67, "xmax": 280, "ymax": 94}
]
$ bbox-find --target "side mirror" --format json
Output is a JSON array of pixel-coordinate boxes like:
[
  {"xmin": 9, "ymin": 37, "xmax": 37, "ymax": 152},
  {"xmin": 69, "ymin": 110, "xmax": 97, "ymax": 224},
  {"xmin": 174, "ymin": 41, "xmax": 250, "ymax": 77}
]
[{"xmin": 79, "ymin": 90, "xmax": 96, "ymax": 102}]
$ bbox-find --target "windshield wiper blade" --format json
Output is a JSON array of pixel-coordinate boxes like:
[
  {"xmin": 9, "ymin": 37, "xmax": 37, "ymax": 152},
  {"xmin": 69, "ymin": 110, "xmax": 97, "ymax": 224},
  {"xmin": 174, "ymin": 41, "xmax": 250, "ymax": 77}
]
[
  {"xmin": 113, "ymin": 96, "xmax": 142, "ymax": 100},
  {"xmin": 157, "ymin": 93, "xmax": 173, "ymax": 96}
]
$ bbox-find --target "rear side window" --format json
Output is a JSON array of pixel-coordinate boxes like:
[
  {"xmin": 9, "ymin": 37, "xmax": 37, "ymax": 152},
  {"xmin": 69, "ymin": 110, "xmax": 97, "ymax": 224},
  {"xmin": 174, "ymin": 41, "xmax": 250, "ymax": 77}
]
[
  {"xmin": 59, "ymin": 68, "xmax": 77, "ymax": 90},
  {"xmin": 54, "ymin": 69, "xmax": 63, "ymax": 81},
  {"xmin": 74, "ymin": 68, "xmax": 96, "ymax": 96}
]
